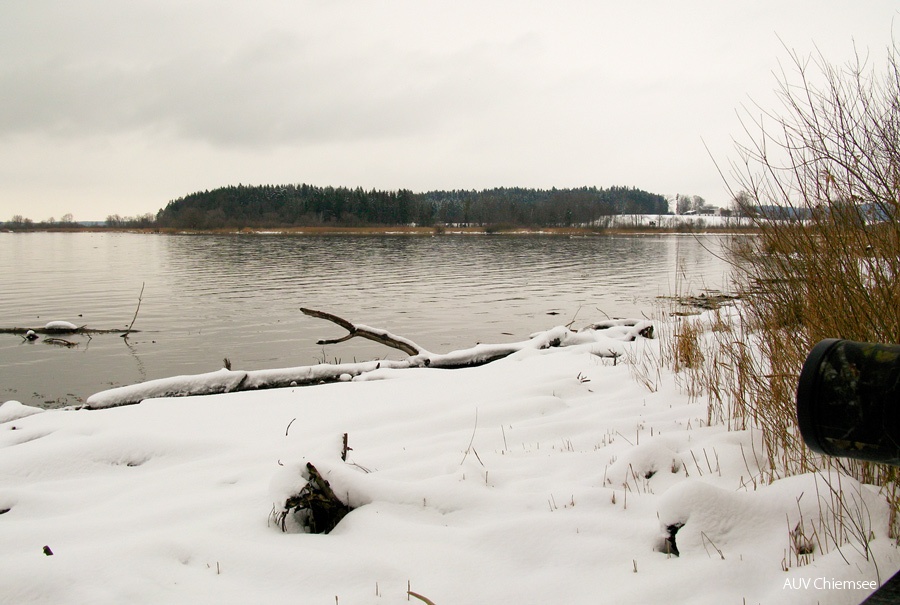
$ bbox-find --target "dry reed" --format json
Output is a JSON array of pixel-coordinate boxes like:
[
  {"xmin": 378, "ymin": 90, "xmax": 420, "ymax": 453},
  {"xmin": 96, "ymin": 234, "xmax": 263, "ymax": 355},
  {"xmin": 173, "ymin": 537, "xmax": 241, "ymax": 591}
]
[{"xmin": 644, "ymin": 39, "xmax": 900, "ymax": 543}]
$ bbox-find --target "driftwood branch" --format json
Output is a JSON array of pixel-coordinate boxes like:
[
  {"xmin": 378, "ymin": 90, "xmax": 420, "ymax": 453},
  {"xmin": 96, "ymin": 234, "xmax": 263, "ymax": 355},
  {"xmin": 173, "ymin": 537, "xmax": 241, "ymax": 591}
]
[
  {"xmin": 43, "ymin": 338, "xmax": 78, "ymax": 348},
  {"xmin": 3, "ymin": 289, "xmax": 148, "ymax": 339},
  {"xmin": 1, "ymin": 327, "xmax": 136, "ymax": 335},
  {"xmin": 86, "ymin": 310, "xmax": 655, "ymax": 409},
  {"xmin": 301, "ymin": 307, "xmax": 422, "ymax": 356},
  {"xmin": 122, "ymin": 282, "xmax": 145, "ymax": 339}
]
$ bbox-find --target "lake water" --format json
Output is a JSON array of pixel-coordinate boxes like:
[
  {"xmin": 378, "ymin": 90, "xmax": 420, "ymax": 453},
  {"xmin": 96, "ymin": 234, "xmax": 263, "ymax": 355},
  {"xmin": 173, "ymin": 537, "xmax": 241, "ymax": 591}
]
[{"xmin": 0, "ymin": 232, "xmax": 735, "ymax": 408}]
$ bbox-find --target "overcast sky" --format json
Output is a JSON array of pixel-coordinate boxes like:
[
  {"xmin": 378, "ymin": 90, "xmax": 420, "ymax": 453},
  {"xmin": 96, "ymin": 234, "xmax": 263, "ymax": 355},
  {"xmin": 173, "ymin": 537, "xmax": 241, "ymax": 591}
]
[{"xmin": 2, "ymin": 1, "xmax": 897, "ymax": 221}]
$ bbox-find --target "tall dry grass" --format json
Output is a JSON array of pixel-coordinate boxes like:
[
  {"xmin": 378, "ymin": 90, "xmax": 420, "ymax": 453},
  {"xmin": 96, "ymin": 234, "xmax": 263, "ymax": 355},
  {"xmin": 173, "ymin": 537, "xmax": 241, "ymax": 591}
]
[
  {"xmin": 728, "ymin": 40, "xmax": 900, "ymax": 480},
  {"xmin": 651, "ymin": 40, "xmax": 900, "ymax": 536}
]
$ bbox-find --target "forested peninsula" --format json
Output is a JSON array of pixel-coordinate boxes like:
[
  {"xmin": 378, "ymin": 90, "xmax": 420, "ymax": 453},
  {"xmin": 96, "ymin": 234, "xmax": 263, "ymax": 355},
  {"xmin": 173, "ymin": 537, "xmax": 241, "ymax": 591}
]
[{"xmin": 154, "ymin": 184, "xmax": 670, "ymax": 229}]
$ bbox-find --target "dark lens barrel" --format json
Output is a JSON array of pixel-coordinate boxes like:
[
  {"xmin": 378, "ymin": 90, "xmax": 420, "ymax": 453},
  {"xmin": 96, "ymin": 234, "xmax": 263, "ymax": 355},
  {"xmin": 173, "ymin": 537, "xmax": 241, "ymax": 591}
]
[{"xmin": 797, "ymin": 339, "xmax": 900, "ymax": 465}]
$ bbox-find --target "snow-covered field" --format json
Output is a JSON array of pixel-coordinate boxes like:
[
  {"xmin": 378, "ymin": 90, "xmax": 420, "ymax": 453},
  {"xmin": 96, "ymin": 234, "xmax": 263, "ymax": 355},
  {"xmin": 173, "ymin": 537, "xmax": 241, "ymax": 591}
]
[{"xmin": 1, "ymin": 313, "xmax": 896, "ymax": 605}]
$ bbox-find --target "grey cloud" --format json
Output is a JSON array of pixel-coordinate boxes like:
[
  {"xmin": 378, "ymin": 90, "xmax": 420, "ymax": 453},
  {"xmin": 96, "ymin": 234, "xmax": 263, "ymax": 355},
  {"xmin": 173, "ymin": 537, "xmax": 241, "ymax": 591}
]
[{"xmin": 0, "ymin": 25, "xmax": 538, "ymax": 148}]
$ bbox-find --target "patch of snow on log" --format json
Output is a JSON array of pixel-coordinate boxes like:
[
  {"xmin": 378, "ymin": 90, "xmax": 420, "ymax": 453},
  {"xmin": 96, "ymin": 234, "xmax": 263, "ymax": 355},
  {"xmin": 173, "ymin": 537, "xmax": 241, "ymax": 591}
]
[
  {"xmin": 86, "ymin": 368, "xmax": 249, "ymax": 409},
  {"xmin": 43, "ymin": 320, "xmax": 79, "ymax": 331}
]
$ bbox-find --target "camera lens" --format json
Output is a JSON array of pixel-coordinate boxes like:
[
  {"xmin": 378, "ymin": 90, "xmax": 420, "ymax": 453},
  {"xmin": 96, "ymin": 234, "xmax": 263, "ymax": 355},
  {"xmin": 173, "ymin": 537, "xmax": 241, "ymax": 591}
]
[{"xmin": 797, "ymin": 339, "xmax": 900, "ymax": 464}]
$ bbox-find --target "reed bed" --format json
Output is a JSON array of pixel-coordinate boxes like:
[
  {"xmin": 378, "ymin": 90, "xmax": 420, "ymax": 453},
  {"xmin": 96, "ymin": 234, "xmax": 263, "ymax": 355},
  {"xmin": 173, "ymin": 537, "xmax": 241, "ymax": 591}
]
[{"xmin": 648, "ymin": 40, "xmax": 900, "ymax": 539}]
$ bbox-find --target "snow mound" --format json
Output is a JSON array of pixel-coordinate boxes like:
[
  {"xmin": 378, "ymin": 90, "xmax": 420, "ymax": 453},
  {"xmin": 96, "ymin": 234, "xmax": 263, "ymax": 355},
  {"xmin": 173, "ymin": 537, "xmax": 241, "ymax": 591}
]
[
  {"xmin": 0, "ymin": 400, "xmax": 44, "ymax": 423},
  {"xmin": 606, "ymin": 440, "xmax": 682, "ymax": 485}
]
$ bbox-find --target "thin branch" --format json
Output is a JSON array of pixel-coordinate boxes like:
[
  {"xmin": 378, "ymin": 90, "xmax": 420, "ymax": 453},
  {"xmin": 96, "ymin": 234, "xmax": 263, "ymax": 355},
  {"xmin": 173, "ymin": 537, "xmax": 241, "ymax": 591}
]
[
  {"xmin": 122, "ymin": 282, "xmax": 145, "ymax": 340},
  {"xmin": 301, "ymin": 307, "xmax": 422, "ymax": 356}
]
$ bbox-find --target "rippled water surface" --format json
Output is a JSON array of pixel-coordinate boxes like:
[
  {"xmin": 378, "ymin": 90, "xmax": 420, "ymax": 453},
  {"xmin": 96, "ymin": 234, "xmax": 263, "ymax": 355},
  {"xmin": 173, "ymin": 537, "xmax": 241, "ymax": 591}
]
[{"xmin": 0, "ymin": 232, "xmax": 734, "ymax": 407}]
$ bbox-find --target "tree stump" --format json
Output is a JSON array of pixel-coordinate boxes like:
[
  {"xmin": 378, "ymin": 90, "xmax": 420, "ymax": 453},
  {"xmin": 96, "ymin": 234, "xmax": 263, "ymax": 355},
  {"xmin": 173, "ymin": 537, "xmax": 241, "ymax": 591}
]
[{"xmin": 278, "ymin": 463, "xmax": 353, "ymax": 534}]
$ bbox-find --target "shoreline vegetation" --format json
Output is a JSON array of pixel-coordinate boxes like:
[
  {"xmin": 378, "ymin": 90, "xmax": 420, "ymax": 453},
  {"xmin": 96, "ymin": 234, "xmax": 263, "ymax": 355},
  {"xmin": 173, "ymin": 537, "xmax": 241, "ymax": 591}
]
[
  {"xmin": 680, "ymin": 39, "xmax": 900, "ymax": 539},
  {"xmin": 6, "ymin": 185, "xmax": 754, "ymax": 234},
  {"xmin": 2, "ymin": 222, "xmax": 758, "ymax": 236}
]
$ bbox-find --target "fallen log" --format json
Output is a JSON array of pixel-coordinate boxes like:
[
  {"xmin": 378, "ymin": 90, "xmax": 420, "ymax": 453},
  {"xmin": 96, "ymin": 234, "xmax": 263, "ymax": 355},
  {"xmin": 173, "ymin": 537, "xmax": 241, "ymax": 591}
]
[
  {"xmin": 581, "ymin": 319, "xmax": 654, "ymax": 340},
  {"xmin": 5, "ymin": 286, "xmax": 146, "ymax": 336},
  {"xmin": 85, "ymin": 308, "xmax": 654, "ymax": 409},
  {"xmin": 0, "ymin": 327, "xmax": 138, "ymax": 335},
  {"xmin": 86, "ymin": 360, "xmax": 413, "ymax": 409}
]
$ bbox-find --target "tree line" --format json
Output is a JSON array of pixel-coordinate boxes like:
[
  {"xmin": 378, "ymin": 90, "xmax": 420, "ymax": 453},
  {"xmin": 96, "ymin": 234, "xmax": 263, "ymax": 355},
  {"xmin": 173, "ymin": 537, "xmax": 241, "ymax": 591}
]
[
  {"xmin": 5, "ymin": 213, "xmax": 80, "ymax": 229},
  {"xmin": 2, "ymin": 184, "xmax": 680, "ymax": 231},
  {"xmin": 3, "ymin": 212, "xmax": 159, "ymax": 230},
  {"xmin": 153, "ymin": 184, "xmax": 671, "ymax": 229}
]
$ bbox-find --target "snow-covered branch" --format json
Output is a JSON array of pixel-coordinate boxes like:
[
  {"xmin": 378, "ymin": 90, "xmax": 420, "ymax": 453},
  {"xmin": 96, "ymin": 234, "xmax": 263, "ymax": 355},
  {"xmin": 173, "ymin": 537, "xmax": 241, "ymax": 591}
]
[
  {"xmin": 301, "ymin": 307, "xmax": 423, "ymax": 356},
  {"xmin": 85, "ymin": 311, "xmax": 654, "ymax": 409}
]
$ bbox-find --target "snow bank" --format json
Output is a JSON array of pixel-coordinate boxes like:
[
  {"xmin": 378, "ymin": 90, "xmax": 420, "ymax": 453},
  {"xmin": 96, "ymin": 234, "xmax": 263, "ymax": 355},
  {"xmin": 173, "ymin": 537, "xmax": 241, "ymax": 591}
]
[{"xmin": 2, "ymin": 314, "xmax": 897, "ymax": 604}]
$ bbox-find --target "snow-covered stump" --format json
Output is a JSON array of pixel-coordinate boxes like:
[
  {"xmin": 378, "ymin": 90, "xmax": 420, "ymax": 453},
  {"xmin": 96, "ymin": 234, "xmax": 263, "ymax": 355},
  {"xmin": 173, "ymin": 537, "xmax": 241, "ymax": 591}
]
[{"xmin": 272, "ymin": 463, "xmax": 353, "ymax": 534}]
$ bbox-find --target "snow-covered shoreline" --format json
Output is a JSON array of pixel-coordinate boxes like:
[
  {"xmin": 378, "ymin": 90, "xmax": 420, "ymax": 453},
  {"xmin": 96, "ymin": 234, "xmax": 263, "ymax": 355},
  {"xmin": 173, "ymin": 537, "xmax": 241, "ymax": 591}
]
[{"xmin": 1, "ymin": 313, "xmax": 897, "ymax": 604}]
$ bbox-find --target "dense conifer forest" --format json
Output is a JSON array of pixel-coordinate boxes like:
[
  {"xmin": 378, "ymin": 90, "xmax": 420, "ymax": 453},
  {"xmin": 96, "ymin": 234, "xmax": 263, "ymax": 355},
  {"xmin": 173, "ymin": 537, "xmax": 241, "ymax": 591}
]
[{"xmin": 154, "ymin": 184, "xmax": 670, "ymax": 229}]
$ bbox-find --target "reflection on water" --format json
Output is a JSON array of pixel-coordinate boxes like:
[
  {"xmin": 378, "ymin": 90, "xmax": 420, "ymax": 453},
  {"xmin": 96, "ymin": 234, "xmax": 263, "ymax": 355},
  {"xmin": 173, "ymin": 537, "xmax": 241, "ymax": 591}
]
[{"xmin": 0, "ymin": 232, "xmax": 734, "ymax": 408}]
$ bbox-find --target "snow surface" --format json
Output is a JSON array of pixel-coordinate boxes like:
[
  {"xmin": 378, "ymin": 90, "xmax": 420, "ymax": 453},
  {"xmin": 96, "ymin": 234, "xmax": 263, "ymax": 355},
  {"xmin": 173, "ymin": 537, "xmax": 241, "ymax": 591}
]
[{"xmin": 2, "ymin": 313, "xmax": 898, "ymax": 604}]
